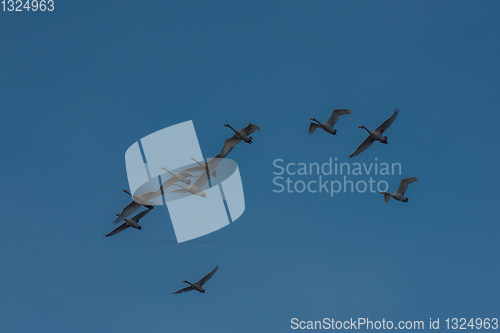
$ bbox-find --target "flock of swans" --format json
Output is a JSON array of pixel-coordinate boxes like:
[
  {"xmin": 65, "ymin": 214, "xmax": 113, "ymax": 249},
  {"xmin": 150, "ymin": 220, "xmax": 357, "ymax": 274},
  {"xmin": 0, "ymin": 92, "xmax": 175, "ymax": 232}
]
[
  {"xmin": 105, "ymin": 123, "xmax": 261, "ymax": 294},
  {"xmin": 106, "ymin": 123, "xmax": 261, "ymax": 238},
  {"xmin": 310, "ymin": 108, "xmax": 418, "ymax": 201},
  {"xmin": 106, "ymin": 109, "xmax": 418, "ymax": 294},
  {"xmin": 309, "ymin": 108, "xmax": 401, "ymax": 158}
]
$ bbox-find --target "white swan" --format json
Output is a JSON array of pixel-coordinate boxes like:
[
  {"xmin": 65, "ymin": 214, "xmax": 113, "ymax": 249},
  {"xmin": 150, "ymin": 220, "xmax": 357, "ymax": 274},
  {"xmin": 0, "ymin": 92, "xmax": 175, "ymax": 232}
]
[
  {"xmin": 159, "ymin": 168, "xmax": 196, "ymax": 191},
  {"xmin": 223, "ymin": 123, "xmax": 260, "ymax": 148},
  {"xmin": 170, "ymin": 170, "xmax": 211, "ymax": 198},
  {"xmin": 381, "ymin": 177, "xmax": 418, "ymax": 203},
  {"xmin": 309, "ymin": 109, "xmax": 352, "ymax": 135},
  {"xmin": 106, "ymin": 207, "xmax": 153, "ymax": 237},
  {"xmin": 179, "ymin": 123, "xmax": 260, "ymax": 178},
  {"xmin": 349, "ymin": 109, "xmax": 399, "ymax": 158},
  {"xmin": 219, "ymin": 123, "xmax": 260, "ymax": 157},
  {"xmin": 170, "ymin": 265, "xmax": 219, "ymax": 294}
]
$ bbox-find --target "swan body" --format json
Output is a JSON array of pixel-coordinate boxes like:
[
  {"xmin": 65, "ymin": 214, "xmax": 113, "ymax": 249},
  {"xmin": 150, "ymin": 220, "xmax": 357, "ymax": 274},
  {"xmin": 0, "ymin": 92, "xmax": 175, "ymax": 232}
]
[
  {"xmin": 381, "ymin": 177, "xmax": 418, "ymax": 203},
  {"xmin": 349, "ymin": 109, "xmax": 399, "ymax": 158},
  {"xmin": 362, "ymin": 126, "xmax": 386, "ymax": 142},
  {"xmin": 170, "ymin": 265, "xmax": 219, "ymax": 294},
  {"xmin": 171, "ymin": 170, "xmax": 211, "ymax": 198},
  {"xmin": 161, "ymin": 168, "xmax": 196, "ymax": 186},
  {"xmin": 309, "ymin": 109, "xmax": 352, "ymax": 135},
  {"xmin": 158, "ymin": 168, "xmax": 196, "ymax": 193},
  {"xmin": 171, "ymin": 182, "xmax": 207, "ymax": 198}
]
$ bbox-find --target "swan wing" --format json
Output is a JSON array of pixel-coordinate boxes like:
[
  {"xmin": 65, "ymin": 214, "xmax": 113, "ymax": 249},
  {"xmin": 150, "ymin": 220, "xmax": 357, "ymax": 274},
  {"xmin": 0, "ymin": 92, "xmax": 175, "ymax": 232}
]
[
  {"xmin": 207, "ymin": 156, "xmax": 223, "ymax": 169},
  {"xmin": 114, "ymin": 200, "xmax": 141, "ymax": 224},
  {"xmin": 241, "ymin": 123, "xmax": 260, "ymax": 135},
  {"xmin": 133, "ymin": 190, "xmax": 162, "ymax": 205},
  {"xmin": 220, "ymin": 135, "xmax": 242, "ymax": 157},
  {"xmin": 177, "ymin": 171, "xmax": 196, "ymax": 179},
  {"xmin": 130, "ymin": 207, "xmax": 154, "ymax": 222},
  {"xmin": 349, "ymin": 136, "xmax": 375, "ymax": 158},
  {"xmin": 170, "ymin": 286, "xmax": 194, "ymax": 294},
  {"xmin": 105, "ymin": 223, "xmax": 131, "ymax": 237},
  {"xmin": 171, "ymin": 188, "xmax": 189, "ymax": 194},
  {"xmin": 375, "ymin": 109, "xmax": 399, "ymax": 133},
  {"xmin": 159, "ymin": 177, "xmax": 176, "ymax": 193},
  {"xmin": 198, "ymin": 265, "xmax": 219, "ymax": 286},
  {"xmin": 308, "ymin": 123, "xmax": 321, "ymax": 134},
  {"xmin": 326, "ymin": 109, "xmax": 352, "ymax": 126},
  {"xmin": 396, "ymin": 177, "xmax": 418, "ymax": 195}
]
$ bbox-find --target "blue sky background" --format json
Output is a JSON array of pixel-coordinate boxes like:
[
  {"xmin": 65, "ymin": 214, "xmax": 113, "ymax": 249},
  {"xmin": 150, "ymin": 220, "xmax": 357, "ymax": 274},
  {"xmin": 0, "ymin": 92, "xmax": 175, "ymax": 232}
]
[{"xmin": 1, "ymin": 1, "xmax": 500, "ymax": 332}]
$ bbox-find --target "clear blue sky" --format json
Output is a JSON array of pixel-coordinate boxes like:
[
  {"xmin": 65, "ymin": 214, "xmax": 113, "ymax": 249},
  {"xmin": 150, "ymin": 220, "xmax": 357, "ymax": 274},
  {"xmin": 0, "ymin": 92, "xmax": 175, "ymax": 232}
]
[{"xmin": 1, "ymin": 1, "xmax": 499, "ymax": 332}]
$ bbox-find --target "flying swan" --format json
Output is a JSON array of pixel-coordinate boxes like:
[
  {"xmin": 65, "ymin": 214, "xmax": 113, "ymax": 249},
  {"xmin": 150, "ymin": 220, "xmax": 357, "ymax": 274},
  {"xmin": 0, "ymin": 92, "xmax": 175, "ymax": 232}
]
[
  {"xmin": 309, "ymin": 109, "xmax": 352, "ymax": 135},
  {"xmin": 349, "ymin": 109, "xmax": 399, "ymax": 158},
  {"xmin": 106, "ymin": 207, "xmax": 154, "ymax": 237},
  {"xmin": 171, "ymin": 169, "xmax": 212, "ymax": 198},
  {"xmin": 221, "ymin": 123, "xmax": 260, "ymax": 156},
  {"xmin": 380, "ymin": 177, "xmax": 418, "ymax": 203},
  {"xmin": 170, "ymin": 265, "xmax": 219, "ymax": 294}
]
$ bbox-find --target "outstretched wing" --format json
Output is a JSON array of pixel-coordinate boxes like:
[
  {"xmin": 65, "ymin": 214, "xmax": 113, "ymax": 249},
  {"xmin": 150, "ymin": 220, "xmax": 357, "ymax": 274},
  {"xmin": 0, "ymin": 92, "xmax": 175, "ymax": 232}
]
[
  {"xmin": 130, "ymin": 207, "xmax": 154, "ymax": 222},
  {"xmin": 134, "ymin": 190, "xmax": 162, "ymax": 205},
  {"xmin": 326, "ymin": 109, "xmax": 352, "ymax": 126},
  {"xmin": 181, "ymin": 164, "xmax": 205, "ymax": 173},
  {"xmin": 203, "ymin": 157, "xmax": 223, "ymax": 178},
  {"xmin": 241, "ymin": 123, "xmax": 260, "ymax": 135},
  {"xmin": 376, "ymin": 109, "xmax": 399, "ymax": 133},
  {"xmin": 114, "ymin": 200, "xmax": 141, "ymax": 224},
  {"xmin": 198, "ymin": 265, "xmax": 219, "ymax": 286},
  {"xmin": 220, "ymin": 135, "xmax": 242, "ymax": 158},
  {"xmin": 105, "ymin": 223, "xmax": 131, "ymax": 237},
  {"xmin": 349, "ymin": 136, "xmax": 375, "ymax": 158},
  {"xmin": 169, "ymin": 285, "xmax": 194, "ymax": 294},
  {"xmin": 396, "ymin": 177, "xmax": 418, "ymax": 195},
  {"xmin": 308, "ymin": 123, "xmax": 321, "ymax": 134},
  {"xmin": 171, "ymin": 187, "xmax": 189, "ymax": 194},
  {"xmin": 177, "ymin": 171, "xmax": 196, "ymax": 179}
]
